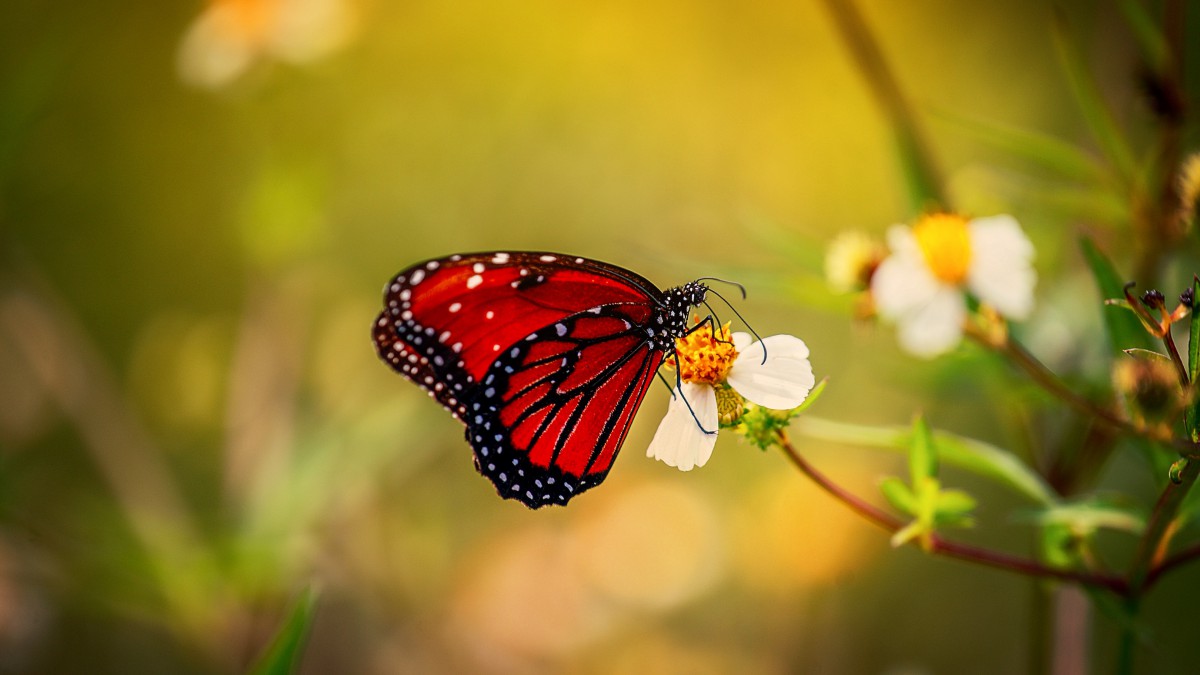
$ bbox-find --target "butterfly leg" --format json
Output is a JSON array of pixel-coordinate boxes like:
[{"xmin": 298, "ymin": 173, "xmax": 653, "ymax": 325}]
[{"xmin": 667, "ymin": 347, "xmax": 717, "ymax": 435}]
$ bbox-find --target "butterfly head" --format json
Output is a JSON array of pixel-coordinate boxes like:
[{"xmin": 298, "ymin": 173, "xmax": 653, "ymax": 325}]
[{"xmin": 653, "ymin": 281, "xmax": 709, "ymax": 347}]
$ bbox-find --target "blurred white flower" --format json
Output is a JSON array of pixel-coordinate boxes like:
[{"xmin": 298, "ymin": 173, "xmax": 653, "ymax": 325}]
[
  {"xmin": 825, "ymin": 230, "xmax": 886, "ymax": 293},
  {"xmin": 178, "ymin": 0, "xmax": 357, "ymax": 89},
  {"xmin": 647, "ymin": 325, "xmax": 814, "ymax": 471},
  {"xmin": 871, "ymin": 213, "xmax": 1036, "ymax": 358}
]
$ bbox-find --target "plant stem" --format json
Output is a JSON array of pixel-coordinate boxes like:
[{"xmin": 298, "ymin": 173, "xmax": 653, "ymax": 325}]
[
  {"xmin": 775, "ymin": 431, "xmax": 1128, "ymax": 594},
  {"xmin": 818, "ymin": 0, "xmax": 946, "ymax": 211},
  {"xmin": 967, "ymin": 326, "xmax": 1191, "ymax": 452},
  {"xmin": 998, "ymin": 333, "xmax": 1126, "ymax": 429},
  {"xmin": 1126, "ymin": 453, "xmax": 1200, "ymax": 593}
]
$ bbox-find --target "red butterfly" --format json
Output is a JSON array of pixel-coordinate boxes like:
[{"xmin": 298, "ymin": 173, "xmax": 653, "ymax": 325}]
[{"xmin": 372, "ymin": 252, "xmax": 708, "ymax": 508}]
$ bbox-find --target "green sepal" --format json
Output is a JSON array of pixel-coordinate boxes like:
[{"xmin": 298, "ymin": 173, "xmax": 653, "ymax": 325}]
[{"xmin": 736, "ymin": 378, "xmax": 828, "ymax": 450}]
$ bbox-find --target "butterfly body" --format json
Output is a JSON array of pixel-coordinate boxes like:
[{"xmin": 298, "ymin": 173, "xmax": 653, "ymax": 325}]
[{"xmin": 373, "ymin": 252, "xmax": 707, "ymax": 508}]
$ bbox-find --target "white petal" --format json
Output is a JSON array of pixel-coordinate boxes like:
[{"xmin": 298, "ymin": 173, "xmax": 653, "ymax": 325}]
[
  {"xmin": 646, "ymin": 382, "xmax": 718, "ymax": 471},
  {"xmin": 732, "ymin": 332, "xmax": 753, "ymax": 352},
  {"xmin": 894, "ymin": 286, "xmax": 966, "ymax": 358},
  {"xmin": 871, "ymin": 250, "xmax": 945, "ymax": 321},
  {"xmin": 966, "ymin": 215, "xmax": 1037, "ymax": 319},
  {"xmin": 885, "ymin": 224, "xmax": 920, "ymax": 258},
  {"xmin": 727, "ymin": 335, "xmax": 815, "ymax": 409}
]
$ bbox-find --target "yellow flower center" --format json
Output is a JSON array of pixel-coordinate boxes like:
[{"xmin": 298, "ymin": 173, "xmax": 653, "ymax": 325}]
[
  {"xmin": 666, "ymin": 321, "xmax": 738, "ymax": 385},
  {"xmin": 913, "ymin": 213, "xmax": 972, "ymax": 284}
]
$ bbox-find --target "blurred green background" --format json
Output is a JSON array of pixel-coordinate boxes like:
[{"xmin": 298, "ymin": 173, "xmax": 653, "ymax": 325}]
[{"xmin": 1, "ymin": 0, "xmax": 1197, "ymax": 673}]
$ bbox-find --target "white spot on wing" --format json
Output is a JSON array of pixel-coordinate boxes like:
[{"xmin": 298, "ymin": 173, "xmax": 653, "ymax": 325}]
[
  {"xmin": 448, "ymin": 302, "xmax": 461, "ymax": 313},
  {"xmin": 410, "ymin": 269, "xmax": 425, "ymax": 285},
  {"xmin": 485, "ymin": 310, "xmax": 494, "ymax": 320},
  {"xmin": 539, "ymin": 255, "xmax": 556, "ymax": 262},
  {"xmin": 467, "ymin": 274, "xmax": 483, "ymax": 289}
]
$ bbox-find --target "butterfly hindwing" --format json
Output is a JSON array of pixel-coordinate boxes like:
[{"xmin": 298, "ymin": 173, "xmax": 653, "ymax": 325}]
[{"xmin": 465, "ymin": 304, "xmax": 663, "ymax": 507}]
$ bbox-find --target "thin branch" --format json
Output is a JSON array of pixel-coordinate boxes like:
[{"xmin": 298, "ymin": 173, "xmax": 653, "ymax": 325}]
[
  {"xmin": 776, "ymin": 432, "xmax": 1128, "ymax": 594},
  {"xmin": 1126, "ymin": 454, "xmax": 1200, "ymax": 593},
  {"xmin": 1146, "ymin": 538, "xmax": 1200, "ymax": 587},
  {"xmin": 967, "ymin": 326, "xmax": 1191, "ymax": 452},
  {"xmin": 818, "ymin": 0, "xmax": 946, "ymax": 210}
]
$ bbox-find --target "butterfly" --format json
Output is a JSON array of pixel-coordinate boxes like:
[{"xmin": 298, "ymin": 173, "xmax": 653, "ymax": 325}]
[{"xmin": 372, "ymin": 252, "xmax": 709, "ymax": 508}]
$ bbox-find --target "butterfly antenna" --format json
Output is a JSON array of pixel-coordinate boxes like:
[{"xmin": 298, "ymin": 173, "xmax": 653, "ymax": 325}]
[
  {"xmin": 705, "ymin": 287, "xmax": 768, "ymax": 364},
  {"xmin": 695, "ymin": 276, "xmax": 747, "ymax": 300},
  {"xmin": 699, "ymin": 301, "xmax": 736, "ymax": 347}
]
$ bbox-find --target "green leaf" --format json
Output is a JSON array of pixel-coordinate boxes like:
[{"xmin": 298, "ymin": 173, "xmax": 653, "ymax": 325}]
[
  {"xmin": 794, "ymin": 377, "xmax": 829, "ymax": 415},
  {"xmin": 1052, "ymin": 11, "xmax": 1139, "ymax": 189},
  {"xmin": 909, "ymin": 414, "xmax": 938, "ymax": 484},
  {"xmin": 880, "ymin": 477, "xmax": 918, "ymax": 516},
  {"xmin": 1117, "ymin": 0, "xmax": 1169, "ymax": 70},
  {"xmin": 249, "ymin": 586, "xmax": 319, "ymax": 675},
  {"xmin": 934, "ymin": 489, "xmax": 978, "ymax": 517},
  {"xmin": 1079, "ymin": 236, "xmax": 1154, "ymax": 354},
  {"xmin": 794, "ymin": 417, "xmax": 1058, "ymax": 506},
  {"xmin": 1123, "ymin": 348, "xmax": 1172, "ymax": 364},
  {"xmin": 934, "ymin": 110, "xmax": 1107, "ymax": 183},
  {"xmin": 1021, "ymin": 501, "xmax": 1147, "ymax": 536}
]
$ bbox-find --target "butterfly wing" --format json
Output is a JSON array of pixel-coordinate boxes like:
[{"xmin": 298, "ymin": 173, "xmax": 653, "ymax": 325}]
[
  {"xmin": 468, "ymin": 303, "xmax": 665, "ymax": 507},
  {"xmin": 373, "ymin": 252, "xmax": 669, "ymax": 507}
]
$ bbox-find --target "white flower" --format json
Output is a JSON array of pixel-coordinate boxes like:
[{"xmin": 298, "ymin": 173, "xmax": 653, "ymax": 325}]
[
  {"xmin": 647, "ymin": 330, "xmax": 815, "ymax": 471},
  {"xmin": 178, "ymin": 0, "xmax": 357, "ymax": 89},
  {"xmin": 871, "ymin": 213, "xmax": 1035, "ymax": 358},
  {"xmin": 825, "ymin": 230, "xmax": 886, "ymax": 293}
]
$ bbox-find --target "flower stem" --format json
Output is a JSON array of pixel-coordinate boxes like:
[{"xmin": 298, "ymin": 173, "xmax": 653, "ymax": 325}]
[
  {"xmin": 775, "ymin": 431, "xmax": 1128, "ymax": 593},
  {"xmin": 1126, "ymin": 453, "xmax": 1200, "ymax": 593},
  {"xmin": 966, "ymin": 325, "xmax": 1190, "ymax": 452},
  {"xmin": 818, "ymin": 0, "xmax": 946, "ymax": 211},
  {"xmin": 1161, "ymin": 326, "xmax": 1189, "ymax": 385}
]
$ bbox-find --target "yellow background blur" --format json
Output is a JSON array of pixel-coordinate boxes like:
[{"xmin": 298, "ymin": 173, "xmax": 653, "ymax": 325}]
[{"xmin": 2, "ymin": 1, "xmax": 1195, "ymax": 673}]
